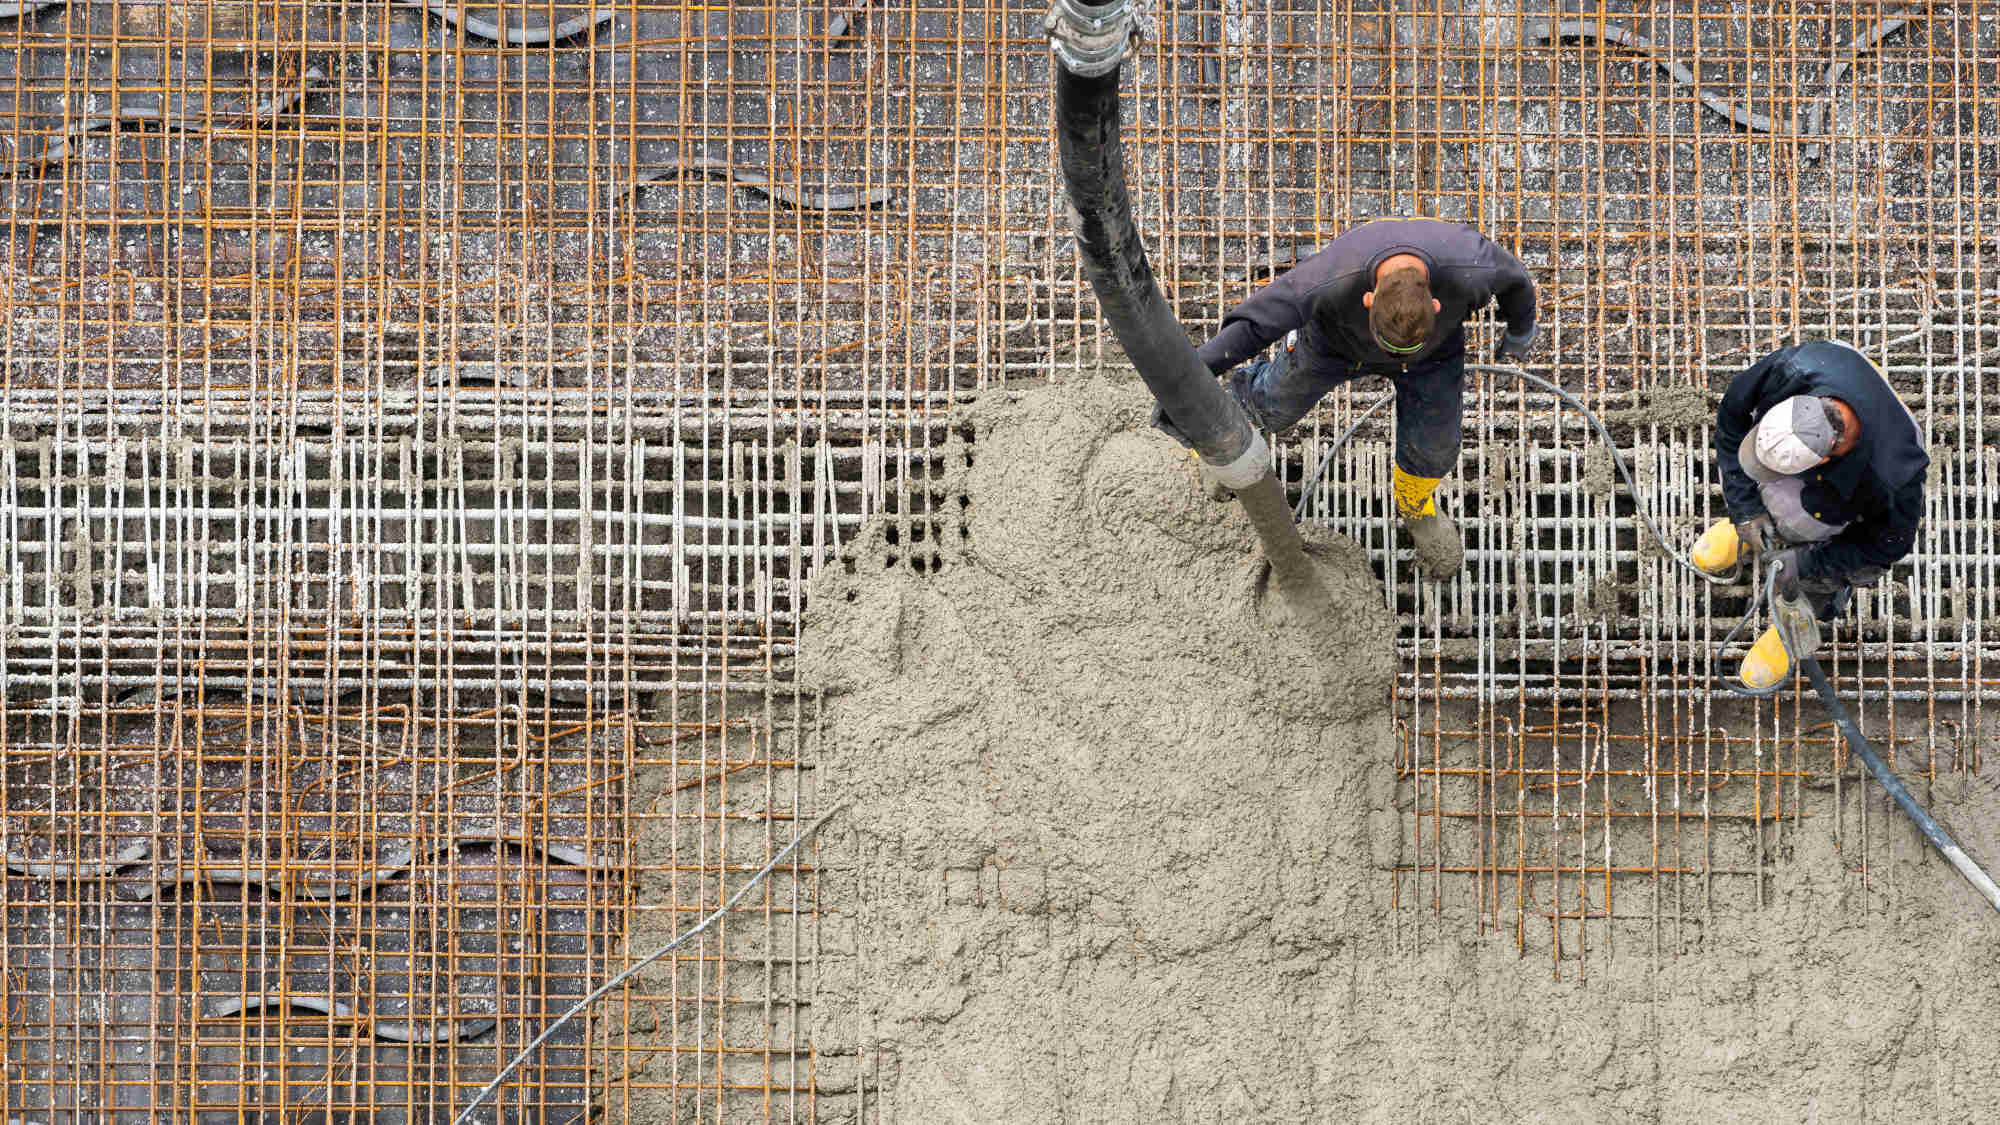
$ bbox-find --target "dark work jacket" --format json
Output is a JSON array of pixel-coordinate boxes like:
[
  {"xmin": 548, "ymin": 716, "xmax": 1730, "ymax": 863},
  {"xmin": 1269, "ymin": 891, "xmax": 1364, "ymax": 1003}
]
[
  {"xmin": 1195, "ymin": 219, "xmax": 1536, "ymax": 375},
  {"xmin": 1715, "ymin": 340, "xmax": 1928, "ymax": 580}
]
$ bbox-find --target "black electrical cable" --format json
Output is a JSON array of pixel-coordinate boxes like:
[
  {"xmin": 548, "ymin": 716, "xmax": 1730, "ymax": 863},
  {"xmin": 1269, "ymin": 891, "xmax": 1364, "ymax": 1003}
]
[
  {"xmin": 1289, "ymin": 364, "xmax": 1783, "ymax": 698},
  {"xmin": 1296, "ymin": 365, "xmax": 1722, "ymax": 585},
  {"xmin": 449, "ymin": 804, "xmax": 848, "ymax": 1125},
  {"xmin": 1288, "ymin": 361, "xmax": 1998, "ymax": 911}
]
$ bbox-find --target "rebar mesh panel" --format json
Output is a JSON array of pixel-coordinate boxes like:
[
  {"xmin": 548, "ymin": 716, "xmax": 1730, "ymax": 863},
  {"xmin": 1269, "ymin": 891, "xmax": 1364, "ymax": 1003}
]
[{"xmin": 1, "ymin": 1, "xmax": 1994, "ymax": 1121}]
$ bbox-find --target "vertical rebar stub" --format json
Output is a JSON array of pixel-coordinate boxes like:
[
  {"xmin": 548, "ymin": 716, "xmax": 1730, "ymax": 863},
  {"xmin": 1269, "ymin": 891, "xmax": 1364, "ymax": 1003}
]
[{"xmin": 1043, "ymin": 0, "xmax": 1143, "ymax": 78}]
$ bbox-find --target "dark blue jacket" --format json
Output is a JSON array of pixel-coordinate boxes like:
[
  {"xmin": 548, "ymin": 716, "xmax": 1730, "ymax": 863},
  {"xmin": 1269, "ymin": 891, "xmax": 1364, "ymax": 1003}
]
[
  {"xmin": 1195, "ymin": 219, "xmax": 1536, "ymax": 375},
  {"xmin": 1715, "ymin": 340, "xmax": 1928, "ymax": 580}
]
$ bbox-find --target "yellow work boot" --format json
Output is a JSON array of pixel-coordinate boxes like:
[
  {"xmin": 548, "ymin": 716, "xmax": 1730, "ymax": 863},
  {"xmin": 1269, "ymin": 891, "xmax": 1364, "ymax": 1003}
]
[
  {"xmin": 1392, "ymin": 466, "xmax": 1463, "ymax": 580},
  {"xmin": 1739, "ymin": 626, "xmax": 1792, "ymax": 690},
  {"xmin": 1392, "ymin": 466, "xmax": 1443, "ymax": 519},
  {"xmin": 1692, "ymin": 518, "xmax": 1740, "ymax": 577}
]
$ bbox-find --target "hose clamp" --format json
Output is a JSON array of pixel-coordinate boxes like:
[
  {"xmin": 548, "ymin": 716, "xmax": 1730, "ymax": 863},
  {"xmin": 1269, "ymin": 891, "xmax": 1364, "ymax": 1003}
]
[{"xmin": 1043, "ymin": 0, "xmax": 1143, "ymax": 78}]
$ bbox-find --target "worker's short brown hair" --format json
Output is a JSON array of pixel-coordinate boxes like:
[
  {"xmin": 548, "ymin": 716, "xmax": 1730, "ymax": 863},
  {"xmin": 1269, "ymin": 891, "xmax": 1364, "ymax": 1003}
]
[{"xmin": 1368, "ymin": 268, "xmax": 1435, "ymax": 353}]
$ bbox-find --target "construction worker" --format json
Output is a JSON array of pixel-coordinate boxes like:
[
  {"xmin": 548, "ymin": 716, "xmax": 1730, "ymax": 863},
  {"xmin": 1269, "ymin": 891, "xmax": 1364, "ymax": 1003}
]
[
  {"xmin": 1162, "ymin": 219, "xmax": 1537, "ymax": 579},
  {"xmin": 1692, "ymin": 340, "xmax": 1928, "ymax": 688}
]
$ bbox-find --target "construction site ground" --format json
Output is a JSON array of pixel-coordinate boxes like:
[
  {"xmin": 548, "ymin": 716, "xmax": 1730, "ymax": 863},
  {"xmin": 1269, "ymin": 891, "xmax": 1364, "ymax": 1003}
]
[{"xmin": 2, "ymin": 2, "xmax": 1997, "ymax": 1121}]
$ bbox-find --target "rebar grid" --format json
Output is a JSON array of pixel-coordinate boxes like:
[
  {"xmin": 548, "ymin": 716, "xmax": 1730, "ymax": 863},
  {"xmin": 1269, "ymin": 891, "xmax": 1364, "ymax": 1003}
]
[{"xmin": 0, "ymin": 0, "xmax": 1994, "ymax": 1119}]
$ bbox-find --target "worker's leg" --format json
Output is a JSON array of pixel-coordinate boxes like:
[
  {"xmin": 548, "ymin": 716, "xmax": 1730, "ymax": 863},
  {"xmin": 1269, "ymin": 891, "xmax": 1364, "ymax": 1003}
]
[
  {"xmin": 1149, "ymin": 337, "xmax": 1314, "ymax": 447},
  {"xmin": 1799, "ymin": 566, "xmax": 1883, "ymax": 623},
  {"xmin": 1385, "ymin": 337, "xmax": 1466, "ymax": 579},
  {"xmin": 1227, "ymin": 338, "xmax": 1352, "ymax": 434},
  {"xmin": 1387, "ymin": 336, "xmax": 1467, "ymax": 518}
]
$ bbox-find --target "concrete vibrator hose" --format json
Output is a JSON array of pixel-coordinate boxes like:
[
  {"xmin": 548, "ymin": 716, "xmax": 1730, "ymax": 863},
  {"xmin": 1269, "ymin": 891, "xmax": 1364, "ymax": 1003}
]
[
  {"xmin": 1300, "ymin": 362, "xmax": 2000, "ymax": 915},
  {"xmin": 1043, "ymin": 0, "xmax": 1328, "ymax": 608}
]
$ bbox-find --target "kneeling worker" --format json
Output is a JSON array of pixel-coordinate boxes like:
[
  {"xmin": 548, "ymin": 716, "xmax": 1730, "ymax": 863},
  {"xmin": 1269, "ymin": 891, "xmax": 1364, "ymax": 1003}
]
[
  {"xmin": 1692, "ymin": 340, "xmax": 1928, "ymax": 688},
  {"xmin": 1160, "ymin": 219, "xmax": 1538, "ymax": 580}
]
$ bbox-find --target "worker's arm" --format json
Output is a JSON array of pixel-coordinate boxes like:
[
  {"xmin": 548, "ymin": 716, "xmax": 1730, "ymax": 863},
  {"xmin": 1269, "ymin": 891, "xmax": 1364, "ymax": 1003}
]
[
  {"xmin": 1196, "ymin": 284, "xmax": 1309, "ymax": 375},
  {"xmin": 1488, "ymin": 243, "xmax": 1538, "ymax": 354},
  {"xmin": 1714, "ymin": 345, "xmax": 1802, "ymax": 520},
  {"xmin": 1800, "ymin": 475, "xmax": 1924, "ymax": 580}
]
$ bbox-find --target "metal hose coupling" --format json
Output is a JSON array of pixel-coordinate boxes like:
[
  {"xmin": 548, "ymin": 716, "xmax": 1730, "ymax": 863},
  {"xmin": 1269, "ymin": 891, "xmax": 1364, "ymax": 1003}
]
[{"xmin": 1043, "ymin": 0, "xmax": 1143, "ymax": 77}]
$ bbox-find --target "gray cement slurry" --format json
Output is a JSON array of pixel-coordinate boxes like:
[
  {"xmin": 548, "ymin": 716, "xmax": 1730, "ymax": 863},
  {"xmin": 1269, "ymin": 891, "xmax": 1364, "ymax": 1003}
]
[{"xmin": 801, "ymin": 372, "xmax": 2000, "ymax": 1123}]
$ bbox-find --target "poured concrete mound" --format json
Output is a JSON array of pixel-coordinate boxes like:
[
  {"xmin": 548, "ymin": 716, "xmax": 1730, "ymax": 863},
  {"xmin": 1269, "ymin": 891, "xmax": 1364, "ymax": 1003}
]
[
  {"xmin": 803, "ymin": 373, "xmax": 1402, "ymax": 1119},
  {"xmin": 805, "ymin": 374, "xmax": 2000, "ymax": 1123}
]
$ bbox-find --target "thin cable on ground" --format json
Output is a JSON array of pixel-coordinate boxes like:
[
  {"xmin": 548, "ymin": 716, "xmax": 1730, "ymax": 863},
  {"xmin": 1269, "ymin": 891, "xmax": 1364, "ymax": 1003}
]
[
  {"xmin": 2, "ymin": 71, "xmax": 323, "ymax": 177},
  {"xmin": 1287, "ymin": 363, "xmax": 1787, "ymax": 696},
  {"xmin": 1533, "ymin": 20, "xmax": 1780, "ymax": 134},
  {"xmin": 1283, "ymin": 359, "xmax": 1998, "ymax": 907},
  {"xmin": 623, "ymin": 157, "xmax": 895, "ymax": 212},
  {"xmin": 1803, "ymin": 15, "xmax": 1916, "ymax": 161},
  {"xmin": 1465, "ymin": 364, "xmax": 1731, "ymax": 590},
  {"xmin": 393, "ymin": 0, "xmax": 614, "ymax": 45},
  {"xmin": 1293, "ymin": 363, "xmax": 1728, "ymax": 589},
  {"xmin": 1535, "ymin": 14, "xmax": 1919, "ymax": 162},
  {"xmin": 1292, "ymin": 393, "xmax": 1394, "ymax": 520},
  {"xmin": 449, "ymin": 802, "xmax": 849, "ymax": 1125},
  {"xmin": 1465, "ymin": 365, "xmax": 1790, "ymax": 699}
]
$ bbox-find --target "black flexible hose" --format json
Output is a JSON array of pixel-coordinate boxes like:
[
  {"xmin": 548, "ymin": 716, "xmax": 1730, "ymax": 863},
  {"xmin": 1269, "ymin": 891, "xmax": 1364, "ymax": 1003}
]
[
  {"xmin": 1048, "ymin": 9, "xmax": 1326, "ymax": 604},
  {"xmin": 1291, "ymin": 362, "xmax": 1998, "ymax": 911},
  {"xmin": 1298, "ymin": 365, "xmax": 1734, "ymax": 584},
  {"xmin": 1800, "ymin": 656, "xmax": 2000, "ymax": 913},
  {"xmin": 1291, "ymin": 365, "xmax": 1766, "ymax": 699},
  {"xmin": 1050, "ymin": 67, "xmax": 1259, "ymax": 468}
]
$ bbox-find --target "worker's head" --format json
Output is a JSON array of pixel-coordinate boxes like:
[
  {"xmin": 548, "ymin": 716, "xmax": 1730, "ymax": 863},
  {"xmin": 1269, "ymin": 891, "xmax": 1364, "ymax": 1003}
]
[
  {"xmin": 1752, "ymin": 395, "xmax": 1858, "ymax": 473},
  {"xmin": 1362, "ymin": 255, "xmax": 1439, "ymax": 354}
]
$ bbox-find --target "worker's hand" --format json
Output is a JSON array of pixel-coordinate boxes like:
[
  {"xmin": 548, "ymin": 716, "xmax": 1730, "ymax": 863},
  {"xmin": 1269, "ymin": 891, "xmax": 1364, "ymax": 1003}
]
[
  {"xmin": 1150, "ymin": 403, "xmax": 1194, "ymax": 450},
  {"xmin": 1767, "ymin": 547, "xmax": 1805, "ymax": 600},
  {"xmin": 1734, "ymin": 515, "xmax": 1776, "ymax": 560},
  {"xmin": 1494, "ymin": 326, "xmax": 1537, "ymax": 362}
]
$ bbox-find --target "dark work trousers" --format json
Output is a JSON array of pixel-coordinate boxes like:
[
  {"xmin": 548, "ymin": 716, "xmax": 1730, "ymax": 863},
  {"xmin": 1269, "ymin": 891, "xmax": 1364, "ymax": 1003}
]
[
  {"xmin": 1793, "ymin": 563, "xmax": 1884, "ymax": 624},
  {"xmin": 1230, "ymin": 330, "xmax": 1467, "ymax": 479}
]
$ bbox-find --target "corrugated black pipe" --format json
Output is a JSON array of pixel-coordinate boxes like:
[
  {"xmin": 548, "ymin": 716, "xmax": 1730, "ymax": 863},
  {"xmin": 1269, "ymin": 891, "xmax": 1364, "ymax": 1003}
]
[{"xmin": 1045, "ymin": 1, "xmax": 1322, "ymax": 601}]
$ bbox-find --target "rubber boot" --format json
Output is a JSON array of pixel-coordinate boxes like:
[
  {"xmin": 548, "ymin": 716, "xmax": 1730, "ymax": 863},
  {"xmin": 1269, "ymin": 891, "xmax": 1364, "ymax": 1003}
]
[
  {"xmin": 1739, "ymin": 626, "xmax": 1792, "ymax": 690},
  {"xmin": 1394, "ymin": 466, "xmax": 1463, "ymax": 580},
  {"xmin": 1692, "ymin": 518, "xmax": 1741, "ymax": 579},
  {"xmin": 1401, "ymin": 511, "xmax": 1464, "ymax": 580}
]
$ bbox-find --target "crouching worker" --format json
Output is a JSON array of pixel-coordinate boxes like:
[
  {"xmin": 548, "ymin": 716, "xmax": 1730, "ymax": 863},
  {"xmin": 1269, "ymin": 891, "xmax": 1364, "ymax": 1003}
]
[
  {"xmin": 1157, "ymin": 219, "xmax": 1538, "ymax": 580},
  {"xmin": 1692, "ymin": 340, "xmax": 1928, "ymax": 689}
]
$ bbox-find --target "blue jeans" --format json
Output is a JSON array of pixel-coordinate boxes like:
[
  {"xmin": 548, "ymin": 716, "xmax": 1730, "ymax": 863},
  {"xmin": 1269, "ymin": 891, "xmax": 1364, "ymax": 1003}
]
[{"xmin": 1230, "ymin": 332, "xmax": 1467, "ymax": 479}]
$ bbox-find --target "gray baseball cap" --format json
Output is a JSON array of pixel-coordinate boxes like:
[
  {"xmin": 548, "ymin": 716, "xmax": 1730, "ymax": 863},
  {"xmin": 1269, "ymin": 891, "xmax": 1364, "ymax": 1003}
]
[{"xmin": 1752, "ymin": 395, "xmax": 1840, "ymax": 475}]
